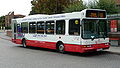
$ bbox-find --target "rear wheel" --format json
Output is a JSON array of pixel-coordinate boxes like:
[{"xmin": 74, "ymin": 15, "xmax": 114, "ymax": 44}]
[{"xmin": 22, "ymin": 39, "xmax": 27, "ymax": 48}]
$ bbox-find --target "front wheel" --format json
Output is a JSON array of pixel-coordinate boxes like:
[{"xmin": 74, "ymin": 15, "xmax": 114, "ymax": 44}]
[
  {"xmin": 22, "ymin": 39, "xmax": 27, "ymax": 48},
  {"xmin": 57, "ymin": 43, "xmax": 65, "ymax": 53}
]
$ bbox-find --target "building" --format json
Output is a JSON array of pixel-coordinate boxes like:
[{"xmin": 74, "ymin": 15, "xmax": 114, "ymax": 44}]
[
  {"xmin": 5, "ymin": 12, "xmax": 25, "ymax": 27},
  {"xmin": 116, "ymin": 0, "xmax": 120, "ymax": 8},
  {"xmin": 107, "ymin": 0, "xmax": 120, "ymax": 46},
  {"xmin": 108, "ymin": 0, "xmax": 120, "ymax": 32}
]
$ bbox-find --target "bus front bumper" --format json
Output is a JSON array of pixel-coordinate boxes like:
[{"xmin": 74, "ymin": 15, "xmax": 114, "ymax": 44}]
[{"xmin": 81, "ymin": 45, "xmax": 110, "ymax": 53}]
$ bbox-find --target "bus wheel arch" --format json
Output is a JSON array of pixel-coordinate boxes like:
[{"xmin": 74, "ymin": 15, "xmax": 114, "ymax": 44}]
[
  {"xmin": 56, "ymin": 41, "xmax": 65, "ymax": 53},
  {"xmin": 22, "ymin": 38, "xmax": 27, "ymax": 48}
]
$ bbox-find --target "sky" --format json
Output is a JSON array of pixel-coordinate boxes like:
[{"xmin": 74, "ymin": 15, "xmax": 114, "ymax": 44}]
[
  {"xmin": 0, "ymin": 0, "xmax": 33, "ymax": 16},
  {"xmin": 0, "ymin": 0, "xmax": 92, "ymax": 16}
]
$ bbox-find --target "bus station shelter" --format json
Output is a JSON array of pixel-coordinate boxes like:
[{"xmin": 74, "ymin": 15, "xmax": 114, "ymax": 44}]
[{"xmin": 107, "ymin": 14, "xmax": 120, "ymax": 46}]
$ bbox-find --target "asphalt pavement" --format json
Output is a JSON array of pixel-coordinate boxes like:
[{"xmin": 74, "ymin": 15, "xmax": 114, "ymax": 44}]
[
  {"xmin": 0, "ymin": 30, "xmax": 120, "ymax": 54},
  {"xmin": 0, "ymin": 30, "xmax": 120, "ymax": 68}
]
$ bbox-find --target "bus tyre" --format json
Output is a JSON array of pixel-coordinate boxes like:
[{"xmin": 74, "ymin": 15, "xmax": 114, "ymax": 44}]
[
  {"xmin": 57, "ymin": 43, "xmax": 65, "ymax": 54},
  {"xmin": 22, "ymin": 40, "xmax": 27, "ymax": 48}
]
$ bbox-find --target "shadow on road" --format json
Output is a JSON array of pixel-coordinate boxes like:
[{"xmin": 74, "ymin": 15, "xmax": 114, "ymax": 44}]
[
  {"xmin": 66, "ymin": 51, "xmax": 111, "ymax": 57},
  {"xmin": 17, "ymin": 46, "xmax": 58, "ymax": 52}
]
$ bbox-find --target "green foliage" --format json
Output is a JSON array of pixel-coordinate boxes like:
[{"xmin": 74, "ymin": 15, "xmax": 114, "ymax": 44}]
[
  {"xmin": 30, "ymin": 0, "xmax": 119, "ymax": 15},
  {"xmin": 30, "ymin": 0, "xmax": 71, "ymax": 15},
  {"xmin": 99, "ymin": 0, "xmax": 119, "ymax": 14},
  {"xmin": 5, "ymin": 26, "xmax": 11, "ymax": 30},
  {"xmin": 0, "ymin": 16, "xmax": 5, "ymax": 27},
  {"xmin": 88, "ymin": 1, "xmax": 98, "ymax": 9},
  {"xmin": 63, "ymin": 0, "xmax": 87, "ymax": 13},
  {"xmin": 88, "ymin": 0, "xmax": 119, "ymax": 14}
]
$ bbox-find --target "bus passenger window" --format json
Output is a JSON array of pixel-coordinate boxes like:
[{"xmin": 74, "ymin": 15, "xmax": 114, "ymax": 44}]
[
  {"xmin": 29, "ymin": 22, "xmax": 36, "ymax": 33},
  {"xmin": 37, "ymin": 21, "xmax": 44, "ymax": 34},
  {"xmin": 17, "ymin": 24, "xmax": 21, "ymax": 33},
  {"xmin": 45, "ymin": 21, "xmax": 55, "ymax": 34},
  {"xmin": 56, "ymin": 20, "xmax": 65, "ymax": 35},
  {"xmin": 21, "ymin": 22, "xmax": 28, "ymax": 33},
  {"xmin": 14, "ymin": 23, "xmax": 17, "ymax": 33},
  {"xmin": 69, "ymin": 19, "xmax": 80, "ymax": 35}
]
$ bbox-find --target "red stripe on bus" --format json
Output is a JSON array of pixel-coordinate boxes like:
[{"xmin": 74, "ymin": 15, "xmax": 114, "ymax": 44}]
[{"xmin": 12, "ymin": 39, "xmax": 110, "ymax": 53}]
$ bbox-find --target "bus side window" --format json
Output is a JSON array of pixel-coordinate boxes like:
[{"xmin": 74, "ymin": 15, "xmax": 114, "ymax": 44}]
[
  {"xmin": 37, "ymin": 21, "xmax": 44, "ymax": 34},
  {"xmin": 21, "ymin": 22, "xmax": 28, "ymax": 33},
  {"xmin": 14, "ymin": 23, "xmax": 17, "ymax": 33},
  {"xmin": 56, "ymin": 20, "xmax": 65, "ymax": 35},
  {"xmin": 17, "ymin": 24, "xmax": 21, "ymax": 33},
  {"xmin": 45, "ymin": 21, "xmax": 55, "ymax": 34},
  {"xmin": 29, "ymin": 22, "xmax": 36, "ymax": 33},
  {"xmin": 69, "ymin": 19, "xmax": 80, "ymax": 35}
]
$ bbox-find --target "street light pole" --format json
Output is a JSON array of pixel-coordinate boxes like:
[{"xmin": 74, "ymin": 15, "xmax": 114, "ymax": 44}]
[{"xmin": 56, "ymin": 0, "xmax": 58, "ymax": 14}]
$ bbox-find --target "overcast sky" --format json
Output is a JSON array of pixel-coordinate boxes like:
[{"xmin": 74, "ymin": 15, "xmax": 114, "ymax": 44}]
[{"xmin": 0, "ymin": 0, "xmax": 92, "ymax": 16}]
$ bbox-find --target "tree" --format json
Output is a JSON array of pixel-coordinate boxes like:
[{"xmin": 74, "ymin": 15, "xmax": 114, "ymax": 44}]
[
  {"xmin": 63, "ymin": 0, "xmax": 87, "ymax": 13},
  {"xmin": 88, "ymin": 0, "xmax": 119, "ymax": 14},
  {"xmin": 88, "ymin": 1, "xmax": 98, "ymax": 9},
  {"xmin": 0, "ymin": 16, "xmax": 5, "ymax": 28},
  {"xmin": 30, "ymin": 0, "xmax": 73, "ymax": 15}
]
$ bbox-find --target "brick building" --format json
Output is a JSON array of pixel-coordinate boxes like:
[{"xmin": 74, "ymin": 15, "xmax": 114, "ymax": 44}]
[{"xmin": 5, "ymin": 12, "xmax": 25, "ymax": 27}]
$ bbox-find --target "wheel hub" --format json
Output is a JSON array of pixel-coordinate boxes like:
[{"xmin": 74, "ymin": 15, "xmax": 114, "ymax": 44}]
[{"xmin": 59, "ymin": 44, "xmax": 64, "ymax": 51}]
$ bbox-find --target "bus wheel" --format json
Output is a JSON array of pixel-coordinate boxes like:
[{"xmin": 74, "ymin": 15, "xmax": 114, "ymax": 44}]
[
  {"xmin": 57, "ymin": 43, "xmax": 65, "ymax": 53},
  {"xmin": 22, "ymin": 39, "xmax": 27, "ymax": 48}
]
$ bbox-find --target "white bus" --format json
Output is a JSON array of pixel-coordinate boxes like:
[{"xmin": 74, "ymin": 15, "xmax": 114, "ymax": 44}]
[{"xmin": 11, "ymin": 9, "xmax": 110, "ymax": 53}]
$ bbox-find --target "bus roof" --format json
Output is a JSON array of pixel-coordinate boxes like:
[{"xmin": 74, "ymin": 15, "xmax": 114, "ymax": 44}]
[{"xmin": 13, "ymin": 9, "xmax": 106, "ymax": 23}]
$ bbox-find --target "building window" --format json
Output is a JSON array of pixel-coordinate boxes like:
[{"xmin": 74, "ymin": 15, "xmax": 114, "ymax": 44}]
[
  {"xmin": 56, "ymin": 20, "xmax": 65, "ymax": 35},
  {"xmin": 45, "ymin": 21, "xmax": 55, "ymax": 34},
  {"xmin": 37, "ymin": 21, "xmax": 45, "ymax": 34},
  {"xmin": 21, "ymin": 22, "xmax": 28, "ymax": 33},
  {"xmin": 69, "ymin": 19, "xmax": 80, "ymax": 35},
  {"xmin": 29, "ymin": 22, "xmax": 36, "ymax": 33}
]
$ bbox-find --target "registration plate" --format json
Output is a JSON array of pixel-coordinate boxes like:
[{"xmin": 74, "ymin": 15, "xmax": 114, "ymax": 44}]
[{"xmin": 97, "ymin": 48, "xmax": 103, "ymax": 51}]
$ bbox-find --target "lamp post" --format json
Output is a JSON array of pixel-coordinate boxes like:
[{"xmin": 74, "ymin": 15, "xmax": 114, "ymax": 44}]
[{"xmin": 56, "ymin": 0, "xmax": 58, "ymax": 14}]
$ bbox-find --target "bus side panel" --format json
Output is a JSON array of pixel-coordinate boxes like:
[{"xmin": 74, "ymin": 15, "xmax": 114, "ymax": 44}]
[
  {"xmin": 25, "ymin": 40, "xmax": 84, "ymax": 52},
  {"xmin": 16, "ymin": 39, "xmax": 22, "ymax": 44},
  {"xmin": 26, "ymin": 40, "xmax": 84, "ymax": 52},
  {"xmin": 12, "ymin": 39, "xmax": 22, "ymax": 44},
  {"xmin": 26, "ymin": 40, "xmax": 37, "ymax": 47},
  {"xmin": 64, "ymin": 44, "xmax": 84, "ymax": 53},
  {"xmin": 26, "ymin": 40, "xmax": 56, "ymax": 49},
  {"xmin": 45, "ymin": 41, "xmax": 56, "ymax": 49}
]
